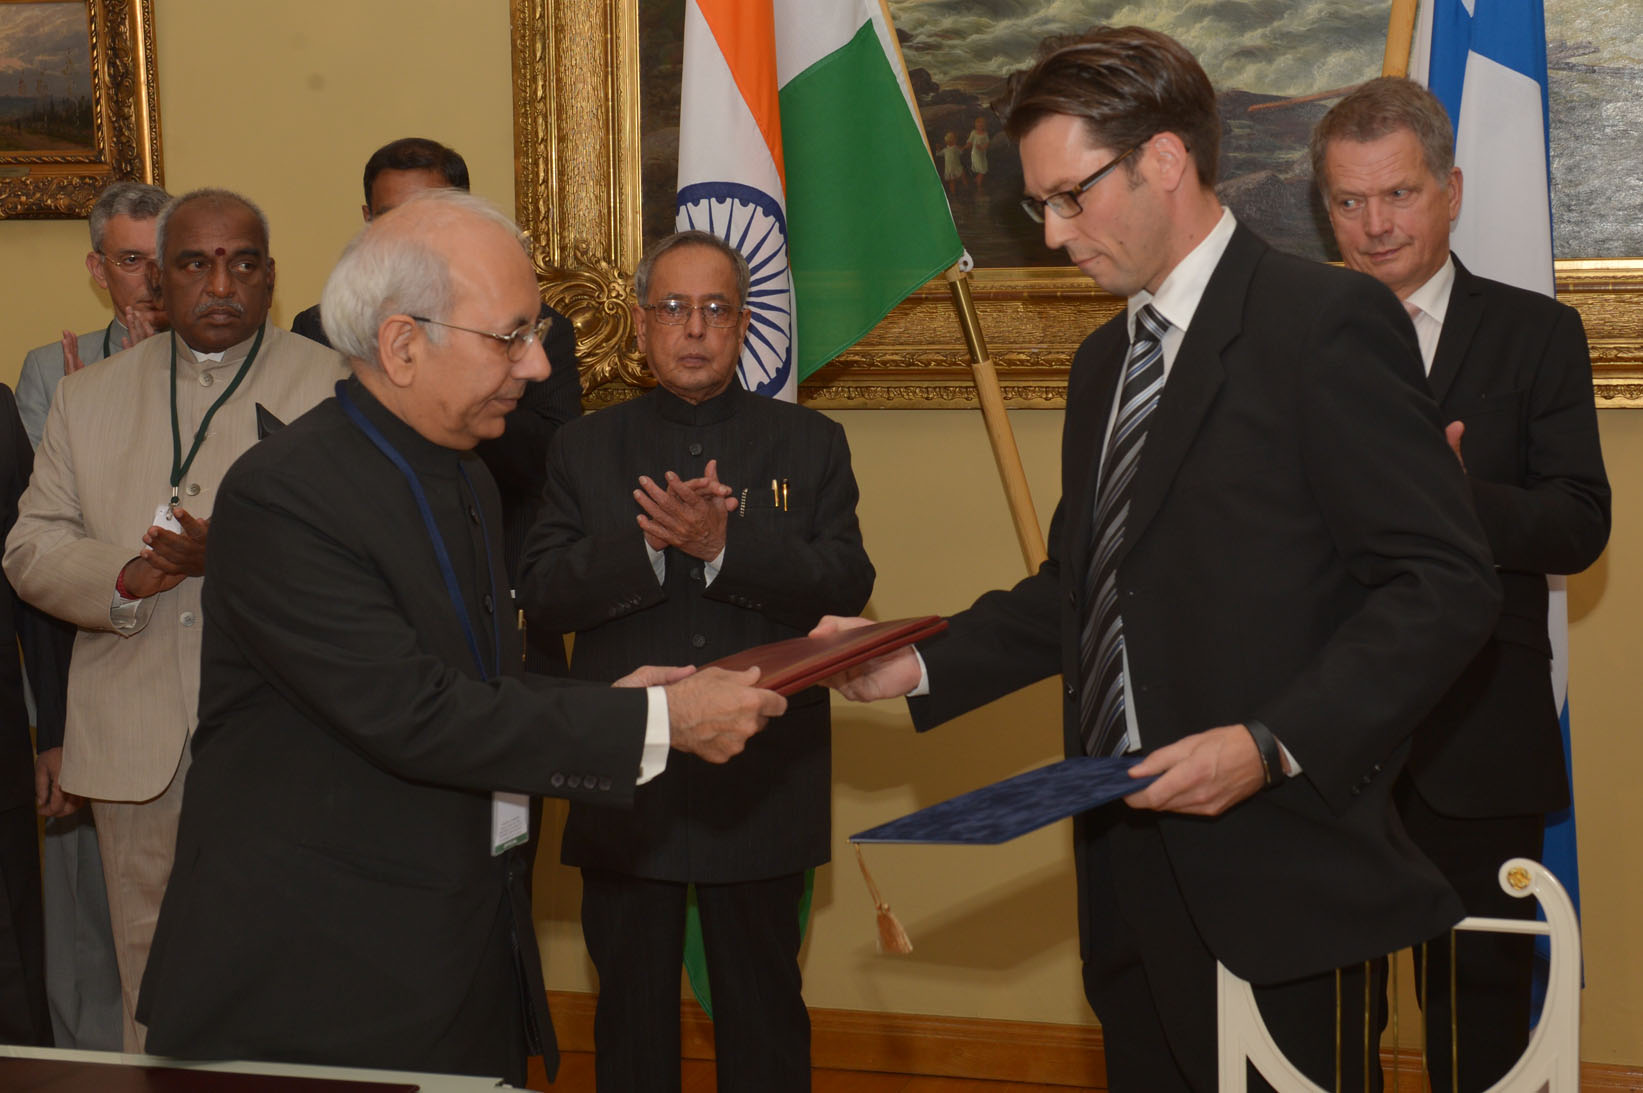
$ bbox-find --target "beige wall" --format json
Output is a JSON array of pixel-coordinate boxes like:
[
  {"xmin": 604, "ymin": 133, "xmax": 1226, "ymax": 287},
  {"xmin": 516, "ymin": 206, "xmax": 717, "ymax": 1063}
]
[{"xmin": 1, "ymin": 0, "xmax": 1636, "ymax": 1068}]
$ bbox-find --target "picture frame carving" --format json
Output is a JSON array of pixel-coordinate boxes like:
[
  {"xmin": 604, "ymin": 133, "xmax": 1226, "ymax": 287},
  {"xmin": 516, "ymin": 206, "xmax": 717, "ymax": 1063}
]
[
  {"xmin": 510, "ymin": 0, "xmax": 1643, "ymax": 409},
  {"xmin": 0, "ymin": 0, "xmax": 162, "ymax": 219}
]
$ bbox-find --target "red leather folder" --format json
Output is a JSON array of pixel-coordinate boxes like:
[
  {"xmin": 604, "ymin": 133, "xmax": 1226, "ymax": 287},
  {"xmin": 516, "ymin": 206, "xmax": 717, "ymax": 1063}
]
[{"xmin": 703, "ymin": 616, "xmax": 947, "ymax": 696}]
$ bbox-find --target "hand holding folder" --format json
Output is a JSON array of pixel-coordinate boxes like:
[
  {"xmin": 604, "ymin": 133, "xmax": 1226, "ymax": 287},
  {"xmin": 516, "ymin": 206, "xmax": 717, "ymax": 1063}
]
[{"xmin": 702, "ymin": 616, "xmax": 947, "ymax": 697}]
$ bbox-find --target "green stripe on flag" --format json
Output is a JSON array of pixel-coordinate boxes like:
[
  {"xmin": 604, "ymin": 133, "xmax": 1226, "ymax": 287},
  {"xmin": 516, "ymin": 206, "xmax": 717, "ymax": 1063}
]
[
  {"xmin": 683, "ymin": 870, "xmax": 815, "ymax": 1018},
  {"xmin": 780, "ymin": 20, "xmax": 962, "ymax": 380}
]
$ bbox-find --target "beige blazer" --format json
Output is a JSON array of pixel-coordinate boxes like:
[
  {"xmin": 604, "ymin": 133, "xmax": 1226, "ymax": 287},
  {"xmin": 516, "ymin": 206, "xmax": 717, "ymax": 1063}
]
[{"xmin": 3, "ymin": 325, "xmax": 347, "ymax": 801}]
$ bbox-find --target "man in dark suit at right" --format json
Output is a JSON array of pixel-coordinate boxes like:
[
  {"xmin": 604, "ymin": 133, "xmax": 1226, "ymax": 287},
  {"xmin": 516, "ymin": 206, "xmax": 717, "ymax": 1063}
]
[
  {"xmin": 818, "ymin": 28, "xmax": 1500, "ymax": 1091},
  {"xmin": 1312, "ymin": 77, "xmax": 1610, "ymax": 1092}
]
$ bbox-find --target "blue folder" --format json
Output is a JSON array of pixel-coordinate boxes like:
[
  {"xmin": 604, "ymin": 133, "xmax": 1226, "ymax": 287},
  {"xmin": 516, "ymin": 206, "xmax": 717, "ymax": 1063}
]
[{"xmin": 850, "ymin": 755, "xmax": 1157, "ymax": 845}]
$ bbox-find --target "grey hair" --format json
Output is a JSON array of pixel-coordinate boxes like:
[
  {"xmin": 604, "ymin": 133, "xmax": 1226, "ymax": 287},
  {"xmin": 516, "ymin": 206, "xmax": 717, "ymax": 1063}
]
[
  {"xmin": 319, "ymin": 189, "xmax": 532, "ymax": 366},
  {"xmin": 154, "ymin": 188, "xmax": 272, "ymax": 263},
  {"xmin": 634, "ymin": 230, "xmax": 751, "ymax": 308},
  {"xmin": 1311, "ymin": 77, "xmax": 1456, "ymax": 198},
  {"xmin": 88, "ymin": 180, "xmax": 170, "ymax": 251}
]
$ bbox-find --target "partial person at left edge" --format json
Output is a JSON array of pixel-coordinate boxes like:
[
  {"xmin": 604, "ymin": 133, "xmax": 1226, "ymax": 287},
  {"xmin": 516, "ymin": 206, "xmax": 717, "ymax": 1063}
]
[
  {"xmin": 3, "ymin": 187, "xmax": 350, "ymax": 1053},
  {"xmin": 0, "ymin": 383, "xmax": 69, "ymax": 1048}
]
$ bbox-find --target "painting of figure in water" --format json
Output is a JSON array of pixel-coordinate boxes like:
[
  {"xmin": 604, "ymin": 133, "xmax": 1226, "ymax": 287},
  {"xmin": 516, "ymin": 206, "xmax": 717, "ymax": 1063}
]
[{"xmin": 638, "ymin": 1, "xmax": 1643, "ymax": 268}]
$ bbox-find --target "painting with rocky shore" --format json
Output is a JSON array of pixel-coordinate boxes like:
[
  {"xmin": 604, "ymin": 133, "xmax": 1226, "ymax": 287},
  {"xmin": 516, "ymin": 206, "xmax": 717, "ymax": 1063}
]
[{"xmin": 638, "ymin": 0, "xmax": 1643, "ymax": 269}]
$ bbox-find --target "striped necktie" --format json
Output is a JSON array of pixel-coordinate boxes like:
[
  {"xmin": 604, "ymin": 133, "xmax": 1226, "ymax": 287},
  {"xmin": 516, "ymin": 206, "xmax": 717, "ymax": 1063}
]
[{"xmin": 1079, "ymin": 303, "xmax": 1169, "ymax": 758}]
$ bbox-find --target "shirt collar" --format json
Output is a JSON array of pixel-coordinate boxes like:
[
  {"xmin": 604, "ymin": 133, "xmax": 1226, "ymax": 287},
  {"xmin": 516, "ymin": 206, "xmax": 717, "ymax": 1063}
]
[
  {"xmin": 178, "ymin": 325, "xmax": 263, "ymax": 367},
  {"xmin": 1127, "ymin": 206, "xmax": 1237, "ymax": 337},
  {"xmin": 653, "ymin": 377, "xmax": 746, "ymax": 425},
  {"xmin": 1404, "ymin": 255, "xmax": 1456, "ymax": 325},
  {"xmin": 341, "ymin": 374, "xmax": 470, "ymax": 476}
]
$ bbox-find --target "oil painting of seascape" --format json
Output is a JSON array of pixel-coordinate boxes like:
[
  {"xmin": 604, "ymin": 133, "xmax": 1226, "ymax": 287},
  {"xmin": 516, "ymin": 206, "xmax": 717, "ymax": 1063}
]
[
  {"xmin": 1547, "ymin": 0, "xmax": 1643, "ymax": 258},
  {"xmin": 638, "ymin": 1, "xmax": 1643, "ymax": 268}
]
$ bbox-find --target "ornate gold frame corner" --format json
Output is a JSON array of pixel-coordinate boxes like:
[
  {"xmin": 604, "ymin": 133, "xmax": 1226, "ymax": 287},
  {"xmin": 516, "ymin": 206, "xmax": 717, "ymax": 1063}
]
[
  {"xmin": 0, "ymin": 0, "xmax": 163, "ymax": 219},
  {"xmin": 510, "ymin": 0, "xmax": 1643, "ymax": 409}
]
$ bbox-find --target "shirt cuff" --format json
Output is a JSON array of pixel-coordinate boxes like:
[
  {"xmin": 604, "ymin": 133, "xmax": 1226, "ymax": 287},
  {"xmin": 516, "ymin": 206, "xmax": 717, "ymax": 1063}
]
[
  {"xmin": 638, "ymin": 686, "xmax": 671, "ymax": 784},
  {"xmin": 110, "ymin": 587, "xmax": 142, "ymax": 630},
  {"xmin": 645, "ymin": 540, "xmax": 666, "ymax": 586},
  {"xmin": 908, "ymin": 648, "xmax": 931, "ymax": 697},
  {"xmin": 702, "ymin": 546, "xmax": 725, "ymax": 587}
]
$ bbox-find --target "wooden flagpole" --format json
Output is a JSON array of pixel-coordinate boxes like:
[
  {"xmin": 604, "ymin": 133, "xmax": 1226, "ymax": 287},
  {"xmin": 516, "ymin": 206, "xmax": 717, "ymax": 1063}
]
[
  {"xmin": 942, "ymin": 261, "xmax": 1047, "ymax": 573},
  {"xmin": 1384, "ymin": 0, "xmax": 1422, "ymax": 77}
]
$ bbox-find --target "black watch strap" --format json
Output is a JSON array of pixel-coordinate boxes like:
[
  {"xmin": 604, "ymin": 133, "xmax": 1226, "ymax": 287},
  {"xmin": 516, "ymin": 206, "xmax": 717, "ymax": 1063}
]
[{"xmin": 1245, "ymin": 719, "xmax": 1288, "ymax": 788}]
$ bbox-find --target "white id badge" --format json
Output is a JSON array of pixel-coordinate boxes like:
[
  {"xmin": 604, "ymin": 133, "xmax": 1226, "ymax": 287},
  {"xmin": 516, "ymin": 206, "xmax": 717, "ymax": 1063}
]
[
  {"xmin": 152, "ymin": 503, "xmax": 183, "ymax": 536},
  {"xmin": 490, "ymin": 791, "xmax": 530, "ymax": 855}
]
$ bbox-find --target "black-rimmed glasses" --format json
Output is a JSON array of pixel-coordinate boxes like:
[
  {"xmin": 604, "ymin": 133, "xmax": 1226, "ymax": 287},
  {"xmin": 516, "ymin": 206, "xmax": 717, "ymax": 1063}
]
[
  {"xmin": 1020, "ymin": 143, "xmax": 1143, "ymax": 224},
  {"xmin": 410, "ymin": 314, "xmax": 553, "ymax": 362}
]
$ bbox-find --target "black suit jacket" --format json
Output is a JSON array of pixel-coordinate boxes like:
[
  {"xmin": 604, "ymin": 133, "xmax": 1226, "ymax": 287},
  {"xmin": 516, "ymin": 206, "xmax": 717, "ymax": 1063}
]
[
  {"xmin": 291, "ymin": 301, "xmax": 583, "ymax": 578},
  {"xmin": 911, "ymin": 225, "xmax": 1500, "ymax": 984},
  {"xmin": 138, "ymin": 379, "xmax": 649, "ymax": 1083},
  {"xmin": 0, "ymin": 384, "xmax": 69, "ymax": 809},
  {"xmin": 1404, "ymin": 257, "xmax": 1609, "ymax": 817},
  {"xmin": 520, "ymin": 382, "xmax": 874, "ymax": 883}
]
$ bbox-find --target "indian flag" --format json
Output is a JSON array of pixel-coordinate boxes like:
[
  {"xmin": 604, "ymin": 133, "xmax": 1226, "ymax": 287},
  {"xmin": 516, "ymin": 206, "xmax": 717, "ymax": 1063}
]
[{"xmin": 676, "ymin": 0, "xmax": 963, "ymax": 401}]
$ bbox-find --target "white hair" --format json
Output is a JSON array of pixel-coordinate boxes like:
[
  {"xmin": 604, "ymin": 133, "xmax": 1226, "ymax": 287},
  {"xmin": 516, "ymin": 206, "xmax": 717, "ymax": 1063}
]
[{"xmin": 320, "ymin": 189, "xmax": 531, "ymax": 366}]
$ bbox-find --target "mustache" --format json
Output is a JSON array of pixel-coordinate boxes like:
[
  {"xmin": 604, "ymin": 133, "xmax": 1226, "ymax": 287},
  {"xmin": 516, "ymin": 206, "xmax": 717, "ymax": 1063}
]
[{"xmin": 193, "ymin": 298, "xmax": 245, "ymax": 317}]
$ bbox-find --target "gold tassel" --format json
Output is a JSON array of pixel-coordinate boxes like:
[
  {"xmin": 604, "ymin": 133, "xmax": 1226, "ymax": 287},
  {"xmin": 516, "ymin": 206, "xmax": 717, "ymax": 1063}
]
[{"xmin": 852, "ymin": 843, "xmax": 912, "ymax": 954}]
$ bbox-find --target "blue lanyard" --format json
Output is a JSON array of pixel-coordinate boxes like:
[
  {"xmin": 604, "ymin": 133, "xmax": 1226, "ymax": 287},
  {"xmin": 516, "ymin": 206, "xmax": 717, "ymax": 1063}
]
[{"xmin": 337, "ymin": 382, "xmax": 500, "ymax": 682}]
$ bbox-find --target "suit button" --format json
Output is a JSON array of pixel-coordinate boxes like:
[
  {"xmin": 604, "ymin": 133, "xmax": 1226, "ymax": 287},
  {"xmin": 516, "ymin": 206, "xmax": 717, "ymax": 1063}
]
[
  {"xmin": 598, "ymin": 777, "xmax": 612, "ymax": 791},
  {"xmin": 199, "ymin": 371, "xmax": 215, "ymax": 387},
  {"xmin": 566, "ymin": 774, "xmax": 582, "ymax": 789},
  {"xmin": 688, "ymin": 442, "xmax": 703, "ymax": 456},
  {"xmin": 690, "ymin": 566, "xmax": 703, "ymax": 581},
  {"xmin": 550, "ymin": 772, "xmax": 565, "ymax": 788},
  {"xmin": 584, "ymin": 774, "xmax": 598, "ymax": 788},
  {"xmin": 482, "ymin": 593, "xmax": 494, "ymax": 614},
  {"xmin": 691, "ymin": 634, "xmax": 707, "ymax": 649},
  {"xmin": 185, "ymin": 483, "xmax": 201, "ymax": 497}
]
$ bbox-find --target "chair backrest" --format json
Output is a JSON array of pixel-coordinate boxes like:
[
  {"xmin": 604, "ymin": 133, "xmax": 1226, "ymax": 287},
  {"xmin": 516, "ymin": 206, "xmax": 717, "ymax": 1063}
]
[{"xmin": 1216, "ymin": 857, "xmax": 1581, "ymax": 1092}]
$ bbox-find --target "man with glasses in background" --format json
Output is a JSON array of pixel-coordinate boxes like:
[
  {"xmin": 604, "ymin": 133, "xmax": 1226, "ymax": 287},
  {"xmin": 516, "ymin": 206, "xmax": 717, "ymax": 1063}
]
[
  {"xmin": 520, "ymin": 229, "xmax": 874, "ymax": 1091},
  {"xmin": 18, "ymin": 182, "xmax": 171, "ymax": 448},
  {"xmin": 13, "ymin": 179, "xmax": 170, "ymax": 1053}
]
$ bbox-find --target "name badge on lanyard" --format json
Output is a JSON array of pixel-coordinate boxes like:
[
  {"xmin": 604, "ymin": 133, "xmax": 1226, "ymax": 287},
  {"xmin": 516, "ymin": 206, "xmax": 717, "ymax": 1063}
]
[{"xmin": 336, "ymin": 382, "xmax": 528, "ymax": 856}]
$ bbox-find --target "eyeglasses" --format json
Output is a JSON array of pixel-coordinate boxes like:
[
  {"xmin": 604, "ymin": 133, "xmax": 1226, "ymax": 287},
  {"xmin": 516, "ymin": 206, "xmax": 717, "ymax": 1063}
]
[
  {"xmin": 410, "ymin": 314, "xmax": 553, "ymax": 362},
  {"xmin": 98, "ymin": 251, "xmax": 153, "ymax": 275},
  {"xmin": 639, "ymin": 298, "xmax": 745, "ymax": 327},
  {"xmin": 1020, "ymin": 142, "xmax": 1144, "ymax": 224}
]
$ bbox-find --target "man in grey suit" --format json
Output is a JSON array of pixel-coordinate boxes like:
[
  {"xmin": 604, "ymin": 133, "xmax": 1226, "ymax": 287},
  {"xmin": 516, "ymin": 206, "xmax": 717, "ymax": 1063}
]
[
  {"xmin": 17, "ymin": 182, "xmax": 170, "ymax": 447},
  {"xmin": 14, "ymin": 179, "xmax": 169, "ymax": 1052}
]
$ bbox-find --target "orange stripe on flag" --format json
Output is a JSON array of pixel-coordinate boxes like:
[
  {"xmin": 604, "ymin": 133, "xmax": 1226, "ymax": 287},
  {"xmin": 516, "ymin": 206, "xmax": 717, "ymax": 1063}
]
[{"xmin": 695, "ymin": 0, "xmax": 785, "ymax": 187}]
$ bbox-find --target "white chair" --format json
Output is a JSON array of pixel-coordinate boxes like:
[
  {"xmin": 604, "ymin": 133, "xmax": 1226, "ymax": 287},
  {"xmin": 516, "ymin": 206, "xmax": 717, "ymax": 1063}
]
[{"xmin": 1217, "ymin": 858, "xmax": 1580, "ymax": 1092}]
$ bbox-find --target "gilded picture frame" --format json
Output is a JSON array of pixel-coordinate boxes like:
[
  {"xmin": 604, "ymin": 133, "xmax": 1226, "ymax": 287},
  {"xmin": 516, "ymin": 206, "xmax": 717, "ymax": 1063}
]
[
  {"xmin": 510, "ymin": 0, "xmax": 1643, "ymax": 408},
  {"xmin": 0, "ymin": 0, "xmax": 162, "ymax": 219}
]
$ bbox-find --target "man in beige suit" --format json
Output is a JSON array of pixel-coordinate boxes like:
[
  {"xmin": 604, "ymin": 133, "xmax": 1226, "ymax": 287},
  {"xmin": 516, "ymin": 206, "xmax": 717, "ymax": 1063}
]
[{"xmin": 3, "ymin": 188, "xmax": 347, "ymax": 1050}]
